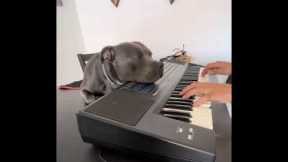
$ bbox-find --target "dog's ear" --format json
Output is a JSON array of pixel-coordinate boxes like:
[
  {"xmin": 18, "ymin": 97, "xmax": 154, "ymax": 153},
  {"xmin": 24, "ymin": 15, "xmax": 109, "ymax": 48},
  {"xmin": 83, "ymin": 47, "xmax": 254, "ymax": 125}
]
[
  {"xmin": 101, "ymin": 46, "xmax": 116, "ymax": 62},
  {"xmin": 132, "ymin": 41, "xmax": 152, "ymax": 57}
]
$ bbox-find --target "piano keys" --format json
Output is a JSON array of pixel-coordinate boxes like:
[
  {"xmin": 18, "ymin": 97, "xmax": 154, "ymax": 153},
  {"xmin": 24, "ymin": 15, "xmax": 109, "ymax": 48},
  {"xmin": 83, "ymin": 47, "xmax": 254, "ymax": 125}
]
[{"xmin": 159, "ymin": 62, "xmax": 213, "ymax": 130}]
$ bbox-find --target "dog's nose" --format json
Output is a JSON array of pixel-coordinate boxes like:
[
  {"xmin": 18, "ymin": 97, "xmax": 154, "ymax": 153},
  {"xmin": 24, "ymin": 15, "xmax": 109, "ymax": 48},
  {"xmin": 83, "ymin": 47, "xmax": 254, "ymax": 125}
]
[
  {"xmin": 159, "ymin": 62, "xmax": 164, "ymax": 70},
  {"xmin": 159, "ymin": 62, "xmax": 164, "ymax": 77}
]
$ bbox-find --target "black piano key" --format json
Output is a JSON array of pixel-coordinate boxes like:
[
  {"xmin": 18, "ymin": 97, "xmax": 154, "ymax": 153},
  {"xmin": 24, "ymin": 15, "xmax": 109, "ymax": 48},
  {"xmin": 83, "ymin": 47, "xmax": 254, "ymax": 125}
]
[
  {"xmin": 174, "ymin": 87, "xmax": 185, "ymax": 90},
  {"xmin": 164, "ymin": 104, "xmax": 192, "ymax": 110},
  {"xmin": 164, "ymin": 103, "xmax": 192, "ymax": 109},
  {"xmin": 163, "ymin": 115, "xmax": 191, "ymax": 123},
  {"xmin": 174, "ymin": 87, "xmax": 184, "ymax": 91},
  {"xmin": 171, "ymin": 92, "xmax": 181, "ymax": 95},
  {"xmin": 180, "ymin": 78, "xmax": 191, "ymax": 81},
  {"xmin": 182, "ymin": 77, "xmax": 196, "ymax": 80},
  {"xmin": 176, "ymin": 85, "xmax": 187, "ymax": 88},
  {"xmin": 169, "ymin": 93, "xmax": 196, "ymax": 100},
  {"xmin": 173, "ymin": 89, "xmax": 183, "ymax": 92},
  {"xmin": 185, "ymin": 72, "xmax": 198, "ymax": 74},
  {"xmin": 184, "ymin": 76, "xmax": 198, "ymax": 79},
  {"xmin": 189, "ymin": 78, "xmax": 199, "ymax": 81},
  {"xmin": 171, "ymin": 93, "xmax": 182, "ymax": 96},
  {"xmin": 179, "ymin": 80, "xmax": 192, "ymax": 82},
  {"xmin": 172, "ymin": 90, "xmax": 181, "ymax": 93},
  {"xmin": 166, "ymin": 100, "xmax": 192, "ymax": 106},
  {"xmin": 170, "ymin": 93, "xmax": 196, "ymax": 100},
  {"xmin": 170, "ymin": 94, "xmax": 182, "ymax": 98},
  {"xmin": 186, "ymin": 68, "xmax": 199, "ymax": 70},
  {"xmin": 187, "ymin": 68, "xmax": 199, "ymax": 71},
  {"xmin": 186, "ymin": 71, "xmax": 199, "ymax": 74},
  {"xmin": 177, "ymin": 84, "xmax": 191, "ymax": 87},
  {"xmin": 185, "ymin": 72, "xmax": 199, "ymax": 75},
  {"xmin": 161, "ymin": 107, "xmax": 192, "ymax": 113},
  {"xmin": 179, "ymin": 81, "xmax": 192, "ymax": 84},
  {"xmin": 178, "ymin": 83, "xmax": 192, "ymax": 85},
  {"xmin": 182, "ymin": 77, "xmax": 198, "ymax": 80},
  {"xmin": 167, "ymin": 98, "xmax": 192, "ymax": 104},
  {"xmin": 178, "ymin": 83, "xmax": 191, "ymax": 86},
  {"xmin": 187, "ymin": 73, "xmax": 199, "ymax": 76},
  {"xmin": 183, "ymin": 74, "xmax": 194, "ymax": 77},
  {"xmin": 160, "ymin": 111, "xmax": 192, "ymax": 118},
  {"xmin": 176, "ymin": 84, "xmax": 188, "ymax": 86}
]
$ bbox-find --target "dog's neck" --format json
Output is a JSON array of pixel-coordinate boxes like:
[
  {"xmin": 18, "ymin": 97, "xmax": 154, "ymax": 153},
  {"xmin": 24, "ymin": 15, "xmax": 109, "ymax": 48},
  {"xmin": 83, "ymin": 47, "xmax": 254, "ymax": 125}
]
[{"xmin": 101, "ymin": 61, "xmax": 123, "ymax": 89}]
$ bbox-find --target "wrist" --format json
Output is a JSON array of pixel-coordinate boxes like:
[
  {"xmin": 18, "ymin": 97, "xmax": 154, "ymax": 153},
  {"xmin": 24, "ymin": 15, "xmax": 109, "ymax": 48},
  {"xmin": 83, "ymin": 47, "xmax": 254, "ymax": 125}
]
[{"xmin": 225, "ymin": 84, "xmax": 232, "ymax": 103}]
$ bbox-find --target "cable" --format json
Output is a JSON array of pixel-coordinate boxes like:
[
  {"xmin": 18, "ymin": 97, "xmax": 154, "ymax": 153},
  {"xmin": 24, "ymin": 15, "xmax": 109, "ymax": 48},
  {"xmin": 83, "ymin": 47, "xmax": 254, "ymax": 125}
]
[{"xmin": 98, "ymin": 149, "xmax": 108, "ymax": 162}]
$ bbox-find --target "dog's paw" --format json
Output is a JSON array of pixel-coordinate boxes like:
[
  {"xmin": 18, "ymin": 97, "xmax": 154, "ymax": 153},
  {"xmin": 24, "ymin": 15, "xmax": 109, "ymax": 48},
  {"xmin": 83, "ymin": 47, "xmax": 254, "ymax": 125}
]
[
  {"xmin": 83, "ymin": 95, "xmax": 96, "ymax": 105},
  {"xmin": 80, "ymin": 90, "xmax": 96, "ymax": 105}
]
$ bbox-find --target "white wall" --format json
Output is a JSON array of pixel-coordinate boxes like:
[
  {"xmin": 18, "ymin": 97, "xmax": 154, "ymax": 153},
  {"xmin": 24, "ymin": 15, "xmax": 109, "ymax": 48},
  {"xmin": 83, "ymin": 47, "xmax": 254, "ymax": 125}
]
[
  {"xmin": 75, "ymin": 0, "xmax": 231, "ymax": 65},
  {"xmin": 57, "ymin": 0, "xmax": 85, "ymax": 85}
]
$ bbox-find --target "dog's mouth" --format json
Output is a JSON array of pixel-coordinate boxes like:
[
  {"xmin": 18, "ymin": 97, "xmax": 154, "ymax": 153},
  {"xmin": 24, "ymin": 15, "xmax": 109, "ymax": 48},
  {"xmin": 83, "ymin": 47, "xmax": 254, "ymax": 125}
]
[{"xmin": 136, "ymin": 69, "xmax": 163, "ymax": 83}]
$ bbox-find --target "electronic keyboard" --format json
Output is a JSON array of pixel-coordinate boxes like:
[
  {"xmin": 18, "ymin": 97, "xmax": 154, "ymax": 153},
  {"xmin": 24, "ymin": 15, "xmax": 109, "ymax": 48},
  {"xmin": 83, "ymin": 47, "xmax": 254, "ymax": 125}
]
[{"xmin": 76, "ymin": 61, "xmax": 231, "ymax": 162}]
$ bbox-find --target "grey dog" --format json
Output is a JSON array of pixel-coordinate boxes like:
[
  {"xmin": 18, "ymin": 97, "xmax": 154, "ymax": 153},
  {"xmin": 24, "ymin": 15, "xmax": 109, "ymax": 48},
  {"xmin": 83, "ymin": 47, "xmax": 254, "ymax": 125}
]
[{"xmin": 80, "ymin": 42, "xmax": 164, "ymax": 104}]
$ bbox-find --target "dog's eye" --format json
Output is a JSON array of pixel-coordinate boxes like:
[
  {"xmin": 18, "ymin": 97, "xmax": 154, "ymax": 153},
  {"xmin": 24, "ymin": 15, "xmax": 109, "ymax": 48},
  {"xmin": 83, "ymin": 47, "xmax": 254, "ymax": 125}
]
[
  {"xmin": 130, "ymin": 64, "xmax": 137, "ymax": 72},
  {"xmin": 137, "ymin": 53, "xmax": 143, "ymax": 59}
]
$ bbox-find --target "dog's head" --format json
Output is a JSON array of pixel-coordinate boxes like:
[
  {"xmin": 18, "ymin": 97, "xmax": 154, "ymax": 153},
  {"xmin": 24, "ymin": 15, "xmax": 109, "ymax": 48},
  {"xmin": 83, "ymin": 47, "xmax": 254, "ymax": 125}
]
[{"xmin": 100, "ymin": 42, "xmax": 163, "ymax": 83}]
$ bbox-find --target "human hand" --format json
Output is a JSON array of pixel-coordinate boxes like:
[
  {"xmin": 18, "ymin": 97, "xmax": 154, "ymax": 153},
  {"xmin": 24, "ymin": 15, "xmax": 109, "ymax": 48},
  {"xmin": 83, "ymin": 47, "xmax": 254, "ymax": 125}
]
[
  {"xmin": 201, "ymin": 61, "xmax": 231, "ymax": 77},
  {"xmin": 179, "ymin": 82, "xmax": 231, "ymax": 107}
]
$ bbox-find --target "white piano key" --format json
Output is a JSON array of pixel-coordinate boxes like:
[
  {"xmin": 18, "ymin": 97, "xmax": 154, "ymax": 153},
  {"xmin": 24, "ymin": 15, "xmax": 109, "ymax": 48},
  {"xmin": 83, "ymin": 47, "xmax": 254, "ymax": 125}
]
[
  {"xmin": 190, "ymin": 103, "xmax": 213, "ymax": 130},
  {"xmin": 162, "ymin": 108, "xmax": 192, "ymax": 114}
]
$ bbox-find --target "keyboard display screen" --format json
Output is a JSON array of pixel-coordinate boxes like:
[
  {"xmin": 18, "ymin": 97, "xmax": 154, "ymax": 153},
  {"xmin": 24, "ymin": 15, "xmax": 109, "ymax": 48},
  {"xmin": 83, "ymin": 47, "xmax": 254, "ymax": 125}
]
[
  {"xmin": 121, "ymin": 82, "xmax": 158, "ymax": 94},
  {"xmin": 85, "ymin": 90, "xmax": 154, "ymax": 126}
]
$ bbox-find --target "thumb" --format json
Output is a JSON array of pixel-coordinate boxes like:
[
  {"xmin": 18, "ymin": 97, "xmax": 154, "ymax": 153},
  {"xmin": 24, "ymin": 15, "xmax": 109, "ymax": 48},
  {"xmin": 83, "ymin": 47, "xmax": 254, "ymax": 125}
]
[{"xmin": 201, "ymin": 68, "xmax": 208, "ymax": 77}]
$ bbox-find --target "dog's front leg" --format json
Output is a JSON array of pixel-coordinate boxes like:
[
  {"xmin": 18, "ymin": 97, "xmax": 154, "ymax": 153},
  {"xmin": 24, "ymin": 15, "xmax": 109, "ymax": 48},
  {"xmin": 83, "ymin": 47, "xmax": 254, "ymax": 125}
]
[{"xmin": 80, "ymin": 89, "xmax": 96, "ymax": 105}]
